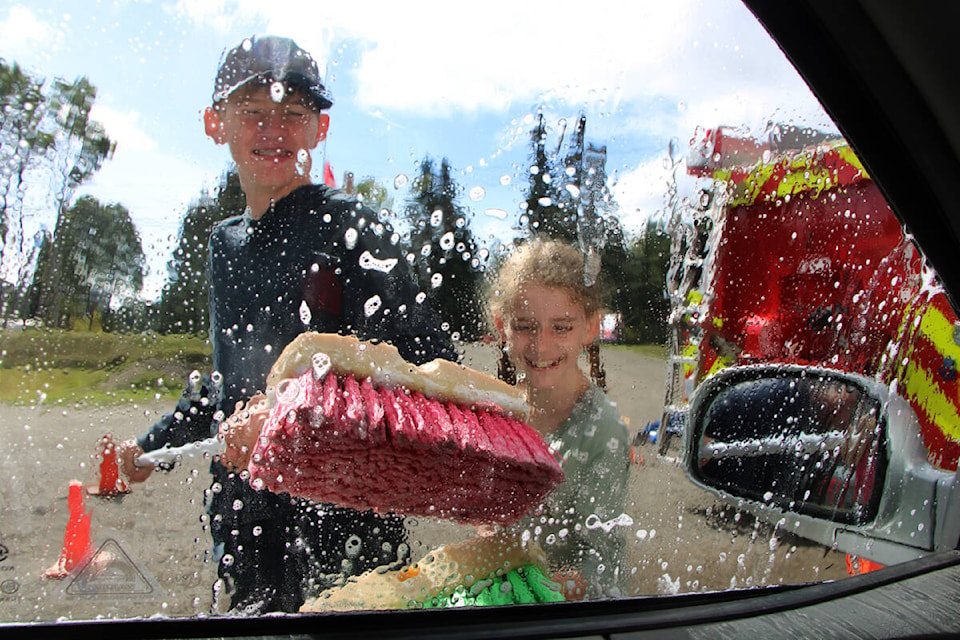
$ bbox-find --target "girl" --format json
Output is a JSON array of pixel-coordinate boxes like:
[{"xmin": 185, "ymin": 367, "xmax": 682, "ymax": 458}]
[
  {"xmin": 300, "ymin": 240, "xmax": 631, "ymax": 611},
  {"xmin": 490, "ymin": 240, "xmax": 631, "ymax": 599}
]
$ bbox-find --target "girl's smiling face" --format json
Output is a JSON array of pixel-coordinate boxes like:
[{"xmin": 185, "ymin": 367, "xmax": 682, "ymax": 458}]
[{"xmin": 499, "ymin": 285, "xmax": 600, "ymax": 391}]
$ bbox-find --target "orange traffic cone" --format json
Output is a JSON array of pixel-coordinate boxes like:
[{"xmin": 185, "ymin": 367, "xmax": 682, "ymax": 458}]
[
  {"xmin": 45, "ymin": 480, "xmax": 92, "ymax": 579},
  {"xmin": 846, "ymin": 554, "xmax": 884, "ymax": 575},
  {"xmin": 86, "ymin": 433, "xmax": 129, "ymax": 497}
]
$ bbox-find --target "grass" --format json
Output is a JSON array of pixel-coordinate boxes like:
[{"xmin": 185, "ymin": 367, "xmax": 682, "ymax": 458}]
[
  {"xmin": 0, "ymin": 328, "xmax": 666, "ymax": 407},
  {"xmin": 0, "ymin": 328, "xmax": 212, "ymax": 406},
  {"xmin": 603, "ymin": 342, "xmax": 669, "ymax": 359}
]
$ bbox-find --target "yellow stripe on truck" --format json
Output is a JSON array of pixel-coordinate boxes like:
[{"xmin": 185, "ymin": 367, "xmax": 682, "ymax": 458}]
[
  {"xmin": 902, "ymin": 360, "xmax": 960, "ymax": 441},
  {"xmin": 918, "ymin": 304, "xmax": 960, "ymax": 364}
]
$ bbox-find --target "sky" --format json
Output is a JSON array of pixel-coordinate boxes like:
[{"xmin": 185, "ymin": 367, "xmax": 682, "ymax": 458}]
[{"xmin": 0, "ymin": 0, "xmax": 837, "ymax": 299}]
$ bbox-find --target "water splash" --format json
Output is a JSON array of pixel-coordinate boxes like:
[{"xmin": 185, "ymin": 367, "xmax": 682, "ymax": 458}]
[
  {"xmin": 358, "ymin": 250, "xmax": 398, "ymax": 273},
  {"xmin": 344, "ymin": 228, "xmax": 358, "ymax": 250},
  {"xmin": 299, "ymin": 300, "xmax": 312, "ymax": 325},
  {"xmin": 364, "ymin": 295, "xmax": 383, "ymax": 316}
]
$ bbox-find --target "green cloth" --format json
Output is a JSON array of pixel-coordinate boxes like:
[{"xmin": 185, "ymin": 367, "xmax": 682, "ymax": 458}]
[{"xmin": 419, "ymin": 565, "xmax": 565, "ymax": 608}]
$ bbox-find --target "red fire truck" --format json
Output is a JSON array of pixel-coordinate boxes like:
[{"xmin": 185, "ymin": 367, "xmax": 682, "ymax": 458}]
[{"xmin": 662, "ymin": 124, "xmax": 960, "ymax": 473}]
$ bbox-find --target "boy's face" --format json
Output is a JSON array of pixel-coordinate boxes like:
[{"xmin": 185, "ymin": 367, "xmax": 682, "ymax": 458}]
[{"xmin": 204, "ymin": 84, "xmax": 329, "ymax": 197}]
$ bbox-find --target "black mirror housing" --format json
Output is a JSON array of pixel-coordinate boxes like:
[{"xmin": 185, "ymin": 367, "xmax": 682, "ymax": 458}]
[{"xmin": 684, "ymin": 364, "xmax": 960, "ymax": 566}]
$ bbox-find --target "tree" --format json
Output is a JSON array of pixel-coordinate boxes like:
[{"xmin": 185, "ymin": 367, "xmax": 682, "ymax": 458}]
[
  {"xmin": 155, "ymin": 169, "xmax": 245, "ymax": 335},
  {"xmin": 519, "ymin": 111, "xmax": 633, "ymax": 335},
  {"xmin": 404, "ymin": 156, "xmax": 486, "ymax": 341},
  {"xmin": 354, "ymin": 176, "xmax": 393, "ymax": 213},
  {"xmin": 1, "ymin": 64, "xmax": 117, "ymax": 326},
  {"xmin": 0, "ymin": 60, "xmax": 56, "ymax": 323},
  {"xmin": 620, "ymin": 220, "xmax": 671, "ymax": 344},
  {"xmin": 25, "ymin": 196, "xmax": 144, "ymax": 329},
  {"xmin": 521, "ymin": 111, "xmax": 622, "ymax": 247},
  {"xmin": 521, "ymin": 110, "xmax": 567, "ymax": 240}
]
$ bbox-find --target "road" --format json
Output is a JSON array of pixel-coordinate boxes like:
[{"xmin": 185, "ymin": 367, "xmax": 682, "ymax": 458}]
[{"xmin": 0, "ymin": 343, "xmax": 849, "ymax": 622}]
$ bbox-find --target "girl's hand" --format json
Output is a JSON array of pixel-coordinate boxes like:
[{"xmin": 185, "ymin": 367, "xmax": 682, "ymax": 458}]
[
  {"xmin": 218, "ymin": 394, "xmax": 270, "ymax": 470},
  {"xmin": 301, "ymin": 532, "xmax": 549, "ymax": 611}
]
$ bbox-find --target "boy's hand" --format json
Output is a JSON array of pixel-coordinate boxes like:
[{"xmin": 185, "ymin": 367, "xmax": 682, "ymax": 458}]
[
  {"xmin": 218, "ymin": 394, "xmax": 270, "ymax": 471},
  {"xmin": 117, "ymin": 439, "xmax": 154, "ymax": 483}
]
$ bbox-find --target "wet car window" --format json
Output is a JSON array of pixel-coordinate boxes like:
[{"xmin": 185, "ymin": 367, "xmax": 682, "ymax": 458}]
[{"xmin": 0, "ymin": 0, "xmax": 957, "ymax": 624}]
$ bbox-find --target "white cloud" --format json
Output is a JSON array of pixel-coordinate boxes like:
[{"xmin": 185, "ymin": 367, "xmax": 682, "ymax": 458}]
[
  {"xmin": 270, "ymin": 1, "xmax": 697, "ymax": 115},
  {"xmin": 169, "ymin": 0, "xmax": 832, "ymax": 135},
  {"xmin": 89, "ymin": 105, "xmax": 158, "ymax": 153},
  {"xmin": 0, "ymin": 5, "xmax": 65, "ymax": 68},
  {"xmin": 611, "ymin": 155, "xmax": 674, "ymax": 233},
  {"xmin": 168, "ymin": 0, "xmax": 259, "ymax": 34}
]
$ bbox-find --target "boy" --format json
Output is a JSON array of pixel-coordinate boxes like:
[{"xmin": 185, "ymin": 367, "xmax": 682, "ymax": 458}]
[{"xmin": 119, "ymin": 35, "xmax": 455, "ymax": 614}]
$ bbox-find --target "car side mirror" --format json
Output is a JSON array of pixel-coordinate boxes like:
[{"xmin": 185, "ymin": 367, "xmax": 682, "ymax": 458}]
[{"xmin": 683, "ymin": 365, "xmax": 960, "ymax": 567}]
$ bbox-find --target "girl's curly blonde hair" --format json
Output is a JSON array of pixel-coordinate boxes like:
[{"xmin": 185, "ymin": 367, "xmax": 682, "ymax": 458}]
[{"xmin": 488, "ymin": 240, "xmax": 607, "ymax": 390}]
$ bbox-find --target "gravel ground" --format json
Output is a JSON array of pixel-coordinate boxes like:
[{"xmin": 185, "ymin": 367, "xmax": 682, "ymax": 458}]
[{"xmin": 0, "ymin": 343, "xmax": 849, "ymax": 623}]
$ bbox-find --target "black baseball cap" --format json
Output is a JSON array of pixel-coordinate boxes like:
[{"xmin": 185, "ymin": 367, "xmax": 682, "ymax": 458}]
[{"xmin": 213, "ymin": 35, "xmax": 333, "ymax": 110}]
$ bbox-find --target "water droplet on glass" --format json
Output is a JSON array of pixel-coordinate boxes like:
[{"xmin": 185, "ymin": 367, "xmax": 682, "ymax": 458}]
[
  {"xmin": 296, "ymin": 148, "xmax": 309, "ymax": 175},
  {"xmin": 310, "ymin": 353, "xmax": 332, "ymax": 381},
  {"xmin": 439, "ymin": 231, "xmax": 455, "ymax": 251},
  {"xmin": 344, "ymin": 227, "xmax": 359, "ymax": 250},
  {"xmin": 499, "ymin": 175, "xmax": 511, "ymax": 186},
  {"xmin": 469, "ymin": 186, "xmax": 485, "ymax": 201},
  {"xmin": 358, "ymin": 250, "xmax": 398, "ymax": 273},
  {"xmin": 430, "ymin": 209, "xmax": 443, "ymax": 227},
  {"xmin": 364, "ymin": 295, "xmax": 383, "ymax": 316},
  {"xmin": 270, "ymin": 81, "xmax": 285, "ymax": 103},
  {"xmin": 430, "ymin": 273, "xmax": 443, "ymax": 289},
  {"xmin": 394, "ymin": 174, "xmax": 408, "ymax": 189},
  {"xmin": 299, "ymin": 300, "xmax": 312, "ymax": 325},
  {"xmin": 345, "ymin": 534, "xmax": 362, "ymax": 558}
]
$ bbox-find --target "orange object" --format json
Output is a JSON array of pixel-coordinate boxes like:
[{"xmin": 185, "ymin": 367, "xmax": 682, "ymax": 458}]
[
  {"xmin": 845, "ymin": 554, "xmax": 884, "ymax": 576},
  {"xmin": 45, "ymin": 480, "xmax": 92, "ymax": 579},
  {"xmin": 87, "ymin": 434, "xmax": 129, "ymax": 497},
  {"xmin": 553, "ymin": 569, "xmax": 589, "ymax": 600},
  {"xmin": 397, "ymin": 565, "xmax": 421, "ymax": 582}
]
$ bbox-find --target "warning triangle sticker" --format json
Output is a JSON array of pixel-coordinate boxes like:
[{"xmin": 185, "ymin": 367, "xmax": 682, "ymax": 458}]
[{"xmin": 66, "ymin": 538, "xmax": 157, "ymax": 596}]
